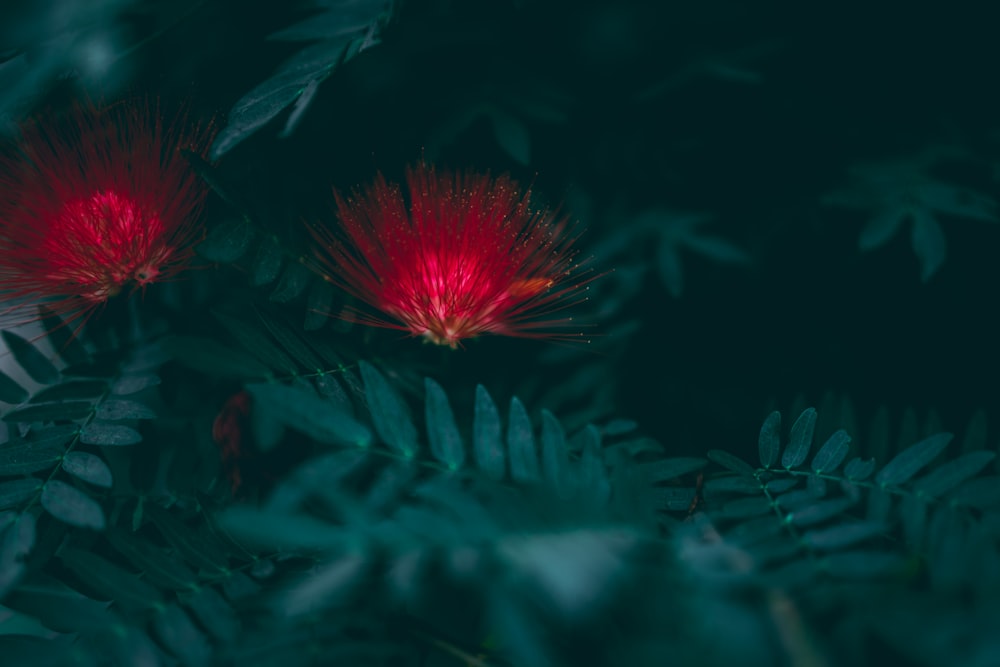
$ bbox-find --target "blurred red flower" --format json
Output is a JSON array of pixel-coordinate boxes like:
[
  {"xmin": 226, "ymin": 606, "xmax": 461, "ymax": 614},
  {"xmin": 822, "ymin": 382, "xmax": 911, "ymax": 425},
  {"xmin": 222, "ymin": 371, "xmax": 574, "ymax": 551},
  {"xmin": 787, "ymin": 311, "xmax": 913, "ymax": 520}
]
[
  {"xmin": 0, "ymin": 100, "xmax": 213, "ymax": 325},
  {"xmin": 309, "ymin": 163, "xmax": 590, "ymax": 348},
  {"xmin": 212, "ymin": 390, "xmax": 252, "ymax": 493}
]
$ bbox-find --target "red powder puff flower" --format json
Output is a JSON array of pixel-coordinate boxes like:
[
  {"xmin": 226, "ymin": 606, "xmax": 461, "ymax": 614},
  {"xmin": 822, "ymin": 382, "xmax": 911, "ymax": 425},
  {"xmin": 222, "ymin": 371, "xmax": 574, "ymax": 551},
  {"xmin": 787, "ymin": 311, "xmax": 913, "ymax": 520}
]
[
  {"xmin": 0, "ymin": 100, "xmax": 213, "ymax": 325},
  {"xmin": 308, "ymin": 163, "xmax": 590, "ymax": 348}
]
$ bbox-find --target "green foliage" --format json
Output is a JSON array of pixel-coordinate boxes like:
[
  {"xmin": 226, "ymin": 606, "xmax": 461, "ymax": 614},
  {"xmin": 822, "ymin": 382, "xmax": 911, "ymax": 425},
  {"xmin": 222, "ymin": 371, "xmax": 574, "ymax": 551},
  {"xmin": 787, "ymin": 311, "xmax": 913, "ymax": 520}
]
[
  {"xmin": 210, "ymin": 0, "xmax": 393, "ymax": 158},
  {"xmin": 4, "ymin": 2, "xmax": 1000, "ymax": 665},
  {"xmin": 823, "ymin": 146, "xmax": 999, "ymax": 281}
]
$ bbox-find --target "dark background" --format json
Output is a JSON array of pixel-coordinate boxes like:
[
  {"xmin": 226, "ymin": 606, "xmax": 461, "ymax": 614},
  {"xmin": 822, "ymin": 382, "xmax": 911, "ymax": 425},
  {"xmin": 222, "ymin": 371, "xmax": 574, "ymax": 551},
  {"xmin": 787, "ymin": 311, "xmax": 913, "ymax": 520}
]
[{"xmin": 5, "ymin": 0, "xmax": 999, "ymax": 460}]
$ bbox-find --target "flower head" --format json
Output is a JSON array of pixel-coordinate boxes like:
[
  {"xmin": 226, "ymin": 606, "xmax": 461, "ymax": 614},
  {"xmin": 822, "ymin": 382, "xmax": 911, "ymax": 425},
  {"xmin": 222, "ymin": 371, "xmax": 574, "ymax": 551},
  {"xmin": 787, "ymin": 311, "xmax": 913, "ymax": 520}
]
[
  {"xmin": 0, "ymin": 100, "xmax": 213, "ymax": 324},
  {"xmin": 309, "ymin": 163, "xmax": 589, "ymax": 347}
]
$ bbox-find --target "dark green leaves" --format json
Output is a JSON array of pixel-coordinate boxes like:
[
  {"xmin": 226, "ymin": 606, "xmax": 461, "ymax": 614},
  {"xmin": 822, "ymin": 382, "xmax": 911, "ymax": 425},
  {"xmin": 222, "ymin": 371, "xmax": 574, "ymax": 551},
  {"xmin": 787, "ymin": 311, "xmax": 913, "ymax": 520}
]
[
  {"xmin": 758, "ymin": 410, "xmax": 780, "ymax": 468},
  {"xmin": 912, "ymin": 451, "xmax": 995, "ymax": 497},
  {"xmin": 197, "ymin": 218, "xmax": 255, "ymax": 263},
  {"xmin": 95, "ymin": 399, "xmax": 156, "ymax": 421},
  {"xmin": 107, "ymin": 529, "xmax": 198, "ymax": 591},
  {"xmin": 3, "ymin": 401, "xmax": 92, "ymax": 423},
  {"xmin": 61, "ymin": 452, "xmax": 113, "ymax": 488},
  {"xmin": 0, "ymin": 370, "xmax": 28, "ymax": 404},
  {"xmin": 246, "ymin": 382, "xmax": 371, "ymax": 448},
  {"xmin": 473, "ymin": 385, "xmax": 505, "ymax": 481},
  {"xmin": 0, "ymin": 513, "xmax": 36, "ymax": 597},
  {"xmin": 145, "ymin": 504, "xmax": 230, "ymax": 575},
  {"xmin": 165, "ymin": 335, "xmax": 272, "ymax": 380},
  {"xmin": 40, "ymin": 480, "xmax": 105, "ymax": 530},
  {"xmin": 0, "ymin": 478, "xmax": 43, "ymax": 510},
  {"xmin": 210, "ymin": 0, "xmax": 389, "ymax": 159},
  {"xmin": 541, "ymin": 410, "xmax": 568, "ymax": 492},
  {"xmin": 707, "ymin": 449, "xmax": 755, "ymax": 476},
  {"xmin": 782, "ymin": 408, "xmax": 816, "ymax": 469},
  {"xmin": 640, "ymin": 457, "xmax": 707, "ymax": 482},
  {"xmin": 2, "ymin": 331, "xmax": 59, "ymax": 384},
  {"xmin": 361, "ymin": 362, "xmax": 417, "ymax": 457},
  {"xmin": 507, "ymin": 397, "xmax": 539, "ymax": 484},
  {"xmin": 804, "ymin": 521, "xmax": 886, "ymax": 551},
  {"xmin": 0, "ymin": 439, "xmax": 64, "ymax": 475},
  {"xmin": 844, "ymin": 457, "xmax": 876, "ymax": 481},
  {"xmin": 811, "ymin": 430, "xmax": 851, "ymax": 473},
  {"xmin": 80, "ymin": 423, "xmax": 142, "ymax": 446},
  {"xmin": 875, "ymin": 433, "xmax": 953, "ymax": 486},
  {"xmin": 59, "ymin": 548, "xmax": 162, "ymax": 610},
  {"xmin": 424, "ymin": 378, "xmax": 464, "ymax": 470}
]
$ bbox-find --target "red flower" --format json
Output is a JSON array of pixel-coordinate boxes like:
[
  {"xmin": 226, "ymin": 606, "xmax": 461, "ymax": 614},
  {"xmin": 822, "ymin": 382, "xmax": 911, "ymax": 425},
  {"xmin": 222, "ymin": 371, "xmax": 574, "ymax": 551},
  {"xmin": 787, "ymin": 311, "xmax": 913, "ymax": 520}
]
[
  {"xmin": 212, "ymin": 390, "xmax": 253, "ymax": 493},
  {"xmin": 309, "ymin": 163, "xmax": 589, "ymax": 347},
  {"xmin": 0, "ymin": 100, "xmax": 213, "ymax": 324}
]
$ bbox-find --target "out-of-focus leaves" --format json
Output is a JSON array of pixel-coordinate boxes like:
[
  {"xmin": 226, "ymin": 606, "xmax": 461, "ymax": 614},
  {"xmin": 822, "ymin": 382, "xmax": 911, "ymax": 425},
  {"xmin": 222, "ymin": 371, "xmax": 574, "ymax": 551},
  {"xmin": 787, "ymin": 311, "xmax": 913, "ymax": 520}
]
[
  {"xmin": 0, "ymin": 478, "xmax": 43, "ymax": 510},
  {"xmin": 790, "ymin": 497, "xmax": 854, "ymax": 527},
  {"xmin": 859, "ymin": 207, "xmax": 908, "ymax": 250},
  {"xmin": 29, "ymin": 380, "xmax": 106, "ymax": 402},
  {"xmin": 0, "ymin": 635, "xmax": 73, "ymax": 667},
  {"xmin": 252, "ymin": 235, "xmax": 284, "ymax": 287},
  {"xmin": 875, "ymin": 433, "xmax": 952, "ymax": 486},
  {"xmin": 489, "ymin": 109, "xmax": 531, "ymax": 165},
  {"xmin": 507, "ymin": 397, "xmax": 539, "ymax": 484},
  {"xmin": 0, "ymin": 371, "xmax": 28, "ymax": 404},
  {"xmin": 305, "ymin": 280, "xmax": 335, "ymax": 331},
  {"xmin": 424, "ymin": 378, "xmax": 464, "ymax": 470},
  {"xmin": 211, "ymin": 0, "xmax": 389, "ymax": 158},
  {"xmin": 804, "ymin": 521, "xmax": 886, "ymax": 550},
  {"xmin": 269, "ymin": 262, "xmax": 312, "ymax": 303},
  {"xmin": 2, "ymin": 331, "xmax": 59, "ymax": 385},
  {"xmin": 59, "ymin": 548, "xmax": 163, "ymax": 610},
  {"xmin": 153, "ymin": 604, "xmax": 212, "ymax": 667},
  {"xmin": 213, "ymin": 310, "xmax": 298, "ymax": 374},
  {"xmin": 910, "ymin": 209, "xmax": 947, "ymax": 282},
  {"xmin": 106, "ymin": 529, "xmax": 197, "ymax": 591},
  {"xmin": 280, "ymin": 552, "xmax": 368, "ymax": 616},
  {"xmin": 2, "ymin": 401, "xmax": 92, "ymax": 423},
  {"xmin": 639, "ymin": 457, "xmax": 707, "ymax": 482},
  {"xmin": 246, "ymin": 382, "xmax": 371, "ymax": 448},
  {"xmin": 40, "ymin": 480, "xmax": 105, "ymax": 530},
  {"xmin": 2, "ymin": 574, "xmax": 113, "ymax": 632},
  {"xmin": 705, "ymin": 475, "xmax": 761, "ymax": 496},
  {"xmin": 0, "ymin": 512, "xmax": 35, "ymax": 597},
  {"xmin": 707, "ymin": 449, "xmax": 756, "ymax": 476},
  {"xmin": 821, "ymin": 550, "xmax": 902, "ymax": 578},
  {"xmin": 720, "ymin": 496, "xmax": 773, "ymax": 519},
  {"xmin": 164, "ymin": 335, "xmax": 272, "ymax": 380},
  {"xmin": 826, "ymin": 152, "xmax": 998, "ymax": 281},
  {"xmin": 540, "ymin": 410, "xmax": 569, "ymax": 492},
  {"xmin": 184, "ymin": 585, "xmax": 241, "ymax": 642},
  {"xmin": 948, "ymin": 476, "xmax": 1000, "ymax": 509},
  {"xmin": 498, "ymin": 528, "xmax": 637, "ymax": 618},
  {"xmin": 219, "ymin": 507, "xmax": 351, "ymax": 551},
  {"xmin": 145, "ymin": 504, "xmax": 230, "ymax": 575},
  {"xmin": 473, "ymin": 385, "xmax": 505, "ymax": 481},
  {"xmin": 257, "ymin": 310, "xmax": 325, "ymax": 372},
  {"xmin": 0, "ymin": 440, "xmax": 64, "ymax": 475},
  {"xmin": 196, "ymin": 218, "xmax": 255, "ymax": 263},
  {"xmin": 844, "ymin": 457, "xmax": 876, "ymax": 481},
  {"xmin": 913, "ymin": 451, "xmax": 996, "ymax": 497},
  {"xmin": 360, "ymin": 362, "xmax": 417, "ymax": 457},
  {"xmin": 811, "ymin": 430, "xmax": 851, "ymax": 473}
]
